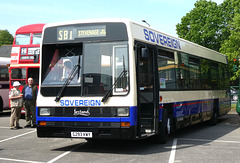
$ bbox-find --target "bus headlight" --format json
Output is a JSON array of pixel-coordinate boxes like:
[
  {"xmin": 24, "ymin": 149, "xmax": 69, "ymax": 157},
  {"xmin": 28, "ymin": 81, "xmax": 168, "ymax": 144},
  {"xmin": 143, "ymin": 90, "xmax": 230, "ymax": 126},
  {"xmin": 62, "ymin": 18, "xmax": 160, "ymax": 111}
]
[
  {"xmin": 39, "ymin": 108, "xmax": 50, "ymax": 116},
  {"xmin": 117, "ymin": 108, "xmax": 129, "ymax": 117}
]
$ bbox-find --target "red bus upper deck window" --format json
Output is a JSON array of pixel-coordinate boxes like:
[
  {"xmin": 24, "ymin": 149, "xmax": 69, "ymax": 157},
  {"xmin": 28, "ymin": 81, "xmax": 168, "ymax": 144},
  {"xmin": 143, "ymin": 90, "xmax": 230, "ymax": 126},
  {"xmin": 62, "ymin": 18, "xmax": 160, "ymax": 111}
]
[
  {"xmin": 32, "ymin": 33, "xmax": 42, "ymax": 45},
  {"xmin": 15, "ymin": 34, "xmax": 31, "ymax": 45}
]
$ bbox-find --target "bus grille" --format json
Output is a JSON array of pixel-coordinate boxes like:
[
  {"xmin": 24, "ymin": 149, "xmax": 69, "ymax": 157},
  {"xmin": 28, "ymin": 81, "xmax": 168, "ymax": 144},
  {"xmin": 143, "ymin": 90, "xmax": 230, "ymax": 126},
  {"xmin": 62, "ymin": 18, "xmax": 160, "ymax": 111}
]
[
  {"xmin": 44, "ymin": 107, "xmax": 118, "ymax": 117},
  {"xmin": 46, "ymin": 121, "xmax": 120, "ymax": 128}
]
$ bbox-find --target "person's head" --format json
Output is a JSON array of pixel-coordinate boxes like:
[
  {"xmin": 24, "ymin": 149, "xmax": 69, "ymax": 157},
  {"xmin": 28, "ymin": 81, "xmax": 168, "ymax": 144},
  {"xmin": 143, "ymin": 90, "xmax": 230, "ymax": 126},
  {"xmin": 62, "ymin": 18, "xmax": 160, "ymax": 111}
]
[
  {"xmin": 13, "ymin": 81, "xmax": 21, "ymax": 89},
  {"xmin": 28, "ymin": 77, "xmax": 34, "ymax": 86},
  {"xmin": 64, "ymin": 61, "xmax": 71, "ymax": 69}
]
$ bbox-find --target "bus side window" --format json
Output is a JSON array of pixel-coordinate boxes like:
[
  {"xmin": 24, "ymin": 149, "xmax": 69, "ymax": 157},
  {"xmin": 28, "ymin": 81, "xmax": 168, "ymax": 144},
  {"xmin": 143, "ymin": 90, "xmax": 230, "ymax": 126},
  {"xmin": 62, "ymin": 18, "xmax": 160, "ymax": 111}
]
[
  {"xmin": 189, "ymin": 57, "xmax": 200, "ymax": 89},
  {"xmin": 158, "ymin": 49, "xmax": 176, "ymax": 90},
  {"xmin": 0, "ymin": 67, "xmax": 9, "ymax": 81}
]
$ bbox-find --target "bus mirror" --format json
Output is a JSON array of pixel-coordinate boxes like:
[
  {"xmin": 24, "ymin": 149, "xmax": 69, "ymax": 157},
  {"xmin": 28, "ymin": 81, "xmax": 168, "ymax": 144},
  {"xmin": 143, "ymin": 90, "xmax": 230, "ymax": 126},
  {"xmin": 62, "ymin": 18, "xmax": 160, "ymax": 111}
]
[
  {"xmin": 34, "ymin": 54, "xmax": 39, "ymax": 63},
  {"xmin": 141, "ymin": 48, "xmax": 149, "ymax": 59}
]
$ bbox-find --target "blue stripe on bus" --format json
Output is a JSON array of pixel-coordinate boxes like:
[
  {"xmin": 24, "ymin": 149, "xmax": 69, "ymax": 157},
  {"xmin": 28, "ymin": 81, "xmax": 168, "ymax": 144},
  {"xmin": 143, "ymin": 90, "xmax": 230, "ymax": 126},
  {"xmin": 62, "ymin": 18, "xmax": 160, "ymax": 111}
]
[
  {"xmin": 158, "ymin": 99, "xmax": 214, "ymax": 120},
  {"xmin": 36, "ymin": 106, "xmax": 138, "ymax": 126},
  {"xmin": 173, "ymin": 99, "xmax": 214, "ymax": 118},
  {"xmin": 37, "ymin": 99, "xmax": 215, "ymax": 126}
]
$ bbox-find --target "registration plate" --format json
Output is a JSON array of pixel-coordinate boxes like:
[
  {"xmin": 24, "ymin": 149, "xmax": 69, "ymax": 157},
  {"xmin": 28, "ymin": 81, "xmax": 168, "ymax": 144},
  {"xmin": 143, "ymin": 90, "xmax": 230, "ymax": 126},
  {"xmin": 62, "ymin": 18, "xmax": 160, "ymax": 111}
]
[{"xmin": 71, "ymin": 132, "xmax": 92, "ymax": 138}]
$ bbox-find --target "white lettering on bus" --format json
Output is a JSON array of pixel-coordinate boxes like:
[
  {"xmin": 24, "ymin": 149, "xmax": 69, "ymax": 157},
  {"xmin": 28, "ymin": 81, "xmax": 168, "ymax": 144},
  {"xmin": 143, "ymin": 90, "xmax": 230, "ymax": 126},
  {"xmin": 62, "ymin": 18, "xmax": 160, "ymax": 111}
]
[{"xmin": 60, "ymin": 100, "xmax": 101, "ymax": 106}]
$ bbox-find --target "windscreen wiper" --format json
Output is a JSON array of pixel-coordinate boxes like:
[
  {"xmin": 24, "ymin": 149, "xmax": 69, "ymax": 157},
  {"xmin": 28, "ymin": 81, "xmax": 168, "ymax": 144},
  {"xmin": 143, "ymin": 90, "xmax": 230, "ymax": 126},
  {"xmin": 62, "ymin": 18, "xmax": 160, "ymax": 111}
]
[
  {"xmin": 55, "ymin": 64, "xmax": 80, "ymax": 102},
  {"xmin": 101, "ymin": 69, "xmax": 128, "ymax": 103},
  {"xmin": 102, "ymin": 55, "xmax": 128, "ymax": 103}
]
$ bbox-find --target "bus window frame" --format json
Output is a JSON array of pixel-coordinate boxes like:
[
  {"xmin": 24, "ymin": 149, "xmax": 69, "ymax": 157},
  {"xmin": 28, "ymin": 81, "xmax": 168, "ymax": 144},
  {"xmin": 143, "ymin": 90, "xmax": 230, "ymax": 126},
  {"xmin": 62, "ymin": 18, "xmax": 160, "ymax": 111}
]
[{"xmin": 15, "ymin": 33, "xmax": 31, "ymax": 45}]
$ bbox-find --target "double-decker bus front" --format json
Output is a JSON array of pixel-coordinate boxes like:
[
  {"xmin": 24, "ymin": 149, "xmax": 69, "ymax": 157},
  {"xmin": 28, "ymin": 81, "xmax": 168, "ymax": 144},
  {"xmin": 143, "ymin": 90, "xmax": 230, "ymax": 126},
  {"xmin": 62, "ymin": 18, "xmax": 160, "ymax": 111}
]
[
  {"xmin": 9, "ymin": 24, "xmax": 45, "ymax": 115},
  {"xmin": 37, "ymin": 21, "xmax": 137, "ymax": 140}
]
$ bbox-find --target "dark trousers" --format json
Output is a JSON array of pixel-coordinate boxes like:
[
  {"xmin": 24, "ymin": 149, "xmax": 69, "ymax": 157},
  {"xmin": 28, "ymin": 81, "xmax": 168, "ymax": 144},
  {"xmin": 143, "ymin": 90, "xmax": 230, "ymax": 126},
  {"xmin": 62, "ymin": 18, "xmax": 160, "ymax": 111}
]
[{"xmin": 24, "ymin": 100, "xmax": 36, "ymax": 126}]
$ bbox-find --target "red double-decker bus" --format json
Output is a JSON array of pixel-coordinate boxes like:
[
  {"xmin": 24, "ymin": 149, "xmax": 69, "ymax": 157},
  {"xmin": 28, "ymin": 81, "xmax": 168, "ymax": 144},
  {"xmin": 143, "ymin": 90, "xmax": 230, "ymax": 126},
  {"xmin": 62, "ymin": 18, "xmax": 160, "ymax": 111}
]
[{"xmin": 9, "ymin": 24, "xmax": 45, "ymax": 115}]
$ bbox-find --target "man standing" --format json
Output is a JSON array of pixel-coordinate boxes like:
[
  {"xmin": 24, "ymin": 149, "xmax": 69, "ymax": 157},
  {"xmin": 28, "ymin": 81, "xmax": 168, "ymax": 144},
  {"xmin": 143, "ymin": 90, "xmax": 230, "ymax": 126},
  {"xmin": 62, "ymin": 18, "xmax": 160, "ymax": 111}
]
[
  {"xmin": 9, "ymin": 81, "xmax": 23, "ymax": 129},
  {"xmin": 22, "ymin": 77, "xmax": 38, "ymax": 128}
]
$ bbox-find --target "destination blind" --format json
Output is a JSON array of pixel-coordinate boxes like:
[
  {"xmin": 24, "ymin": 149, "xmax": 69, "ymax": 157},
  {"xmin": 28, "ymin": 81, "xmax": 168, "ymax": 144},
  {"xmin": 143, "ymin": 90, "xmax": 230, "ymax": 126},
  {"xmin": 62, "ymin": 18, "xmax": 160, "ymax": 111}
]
[{"xmin": 57, "ymin": 25, "xmax": 106, "ymax": 41}]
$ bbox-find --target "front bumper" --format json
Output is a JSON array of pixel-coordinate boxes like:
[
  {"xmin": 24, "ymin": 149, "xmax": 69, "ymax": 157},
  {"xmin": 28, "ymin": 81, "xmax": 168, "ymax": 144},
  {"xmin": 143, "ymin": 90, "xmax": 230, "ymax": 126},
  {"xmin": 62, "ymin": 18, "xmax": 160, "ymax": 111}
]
[{"xmin": 37, "ymin": 125, "xmax": 137, "ymax": 140}]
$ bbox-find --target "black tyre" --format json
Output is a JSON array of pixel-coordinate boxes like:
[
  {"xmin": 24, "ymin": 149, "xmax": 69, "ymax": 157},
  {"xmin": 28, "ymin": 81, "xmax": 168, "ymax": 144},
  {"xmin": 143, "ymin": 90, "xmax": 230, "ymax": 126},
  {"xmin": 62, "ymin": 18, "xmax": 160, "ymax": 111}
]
[
  {"xmin": 0, "ymin": 96, "xmax": 3, "ymax": 112},
  {"xmin": 208, "ymin": 102, "xmax": 218, "ymax": 125},
  {"xmin": 153, "ymin": 109, "xmax": 169, "ymax": 144}
]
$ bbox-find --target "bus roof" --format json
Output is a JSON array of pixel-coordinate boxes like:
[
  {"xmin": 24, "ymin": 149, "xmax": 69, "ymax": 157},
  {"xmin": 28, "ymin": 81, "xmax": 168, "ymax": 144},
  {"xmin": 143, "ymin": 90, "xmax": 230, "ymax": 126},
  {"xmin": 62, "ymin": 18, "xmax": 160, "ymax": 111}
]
[
  {"xmin": 43, "ymin": 18, "xmax": 130, "ymax": 28},
  {"xmin": 43, "ymin": 18, "xmax": 227, "ymax": 64},
  {"xmin": 0, "ymin": 45, "xmax": 12, "ymax": 58},
  {"xmin": 130, "ymin": 21, "xmax": 228, "ymax": 63},
  {"xmin": 16, "ymin": 24, "xmax": 45, "ymax": 34},
  {"xmin": 0, "ymin": 57, "xmax": 10, "ymax": 65}
]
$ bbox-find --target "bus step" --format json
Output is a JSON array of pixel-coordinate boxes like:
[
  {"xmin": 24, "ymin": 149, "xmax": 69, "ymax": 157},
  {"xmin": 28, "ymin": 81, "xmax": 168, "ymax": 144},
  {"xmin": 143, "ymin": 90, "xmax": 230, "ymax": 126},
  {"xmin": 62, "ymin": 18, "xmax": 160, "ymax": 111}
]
[
  {"xmin": 140, "ymin": 133, "xmax": 155, "ymax": 138},
  {"xmin": 141, "ymin": 127, "xmax": 153, "ymax": 134}
]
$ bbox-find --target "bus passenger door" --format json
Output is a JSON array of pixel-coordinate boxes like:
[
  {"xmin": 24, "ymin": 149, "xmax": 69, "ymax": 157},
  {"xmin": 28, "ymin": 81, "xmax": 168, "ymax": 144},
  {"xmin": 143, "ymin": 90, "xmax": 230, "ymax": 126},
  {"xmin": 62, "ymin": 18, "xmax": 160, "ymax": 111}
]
[{"xmin": 136, "ymin": 46, "xmax": 158, "ymax": 137}]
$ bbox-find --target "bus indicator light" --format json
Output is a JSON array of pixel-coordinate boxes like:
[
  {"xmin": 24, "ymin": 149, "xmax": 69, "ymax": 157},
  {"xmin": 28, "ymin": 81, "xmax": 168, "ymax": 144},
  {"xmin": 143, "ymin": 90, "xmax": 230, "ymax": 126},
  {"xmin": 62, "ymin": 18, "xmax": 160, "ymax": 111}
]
[
  {"xmin": 121, "ymin": 122, "xmax": 130, "ymax": 127},
  {"xmin": 39, "ymin": 121, "xmax": 46, "ymax": 126}
]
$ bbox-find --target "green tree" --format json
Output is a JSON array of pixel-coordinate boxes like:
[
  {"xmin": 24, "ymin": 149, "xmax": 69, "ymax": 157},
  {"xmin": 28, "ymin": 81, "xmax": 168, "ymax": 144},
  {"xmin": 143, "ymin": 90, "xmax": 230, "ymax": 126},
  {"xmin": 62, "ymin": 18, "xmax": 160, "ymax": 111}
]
[
  {"xmin": 176, "ymin": 0, "xmax": 234, "ymax": 52},
  {"xmin": 220, "ymin": 0, "xmax": 240, "ymax": 80},
  {"xmin": 0, "ymin": 30, "xmax": 13, "ymax": 47}
]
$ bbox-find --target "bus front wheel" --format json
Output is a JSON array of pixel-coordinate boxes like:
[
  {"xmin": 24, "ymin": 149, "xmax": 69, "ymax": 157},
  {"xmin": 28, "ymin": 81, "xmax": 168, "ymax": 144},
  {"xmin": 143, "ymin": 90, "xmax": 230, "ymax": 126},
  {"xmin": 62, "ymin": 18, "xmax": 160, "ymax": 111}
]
[{"xmin": 153, "ymin": 109, "xmax": 169, "ymax": 144}]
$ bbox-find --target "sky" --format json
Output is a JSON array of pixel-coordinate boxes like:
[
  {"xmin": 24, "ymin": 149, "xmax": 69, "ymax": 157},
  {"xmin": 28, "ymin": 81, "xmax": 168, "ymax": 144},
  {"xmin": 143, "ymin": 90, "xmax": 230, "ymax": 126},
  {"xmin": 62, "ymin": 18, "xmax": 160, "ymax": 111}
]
[{"xmin": 1, "ymin": 0, "xmax": 224, "ymax": 38}]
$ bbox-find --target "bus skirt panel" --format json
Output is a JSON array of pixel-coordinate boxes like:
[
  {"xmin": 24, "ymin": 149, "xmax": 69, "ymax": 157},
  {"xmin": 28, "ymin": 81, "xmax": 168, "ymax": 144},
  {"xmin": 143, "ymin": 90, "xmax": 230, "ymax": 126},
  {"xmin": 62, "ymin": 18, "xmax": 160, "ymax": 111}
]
[{"xmin": 37, "ymin": 125, "xmax": 137, "ymax": 139}]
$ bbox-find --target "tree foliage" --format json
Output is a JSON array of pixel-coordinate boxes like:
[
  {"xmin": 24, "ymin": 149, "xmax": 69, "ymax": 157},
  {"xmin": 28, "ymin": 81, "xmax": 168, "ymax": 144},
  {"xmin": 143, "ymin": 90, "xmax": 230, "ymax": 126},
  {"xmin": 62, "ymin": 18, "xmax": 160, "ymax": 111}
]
[
  {"xmin": 0, "ymin": 30, "xmax": 13, "ymax": 47},
  {"xmin": 220, "ymin": 0, "xmax": 240, "ymax": 80},
  {"xmin": 176, "ymin": 0, "xmax": 234, "ymax": 52},
  {"xmin": 176, "ymin": 0, "xmax": 240, "ymax": 80}
]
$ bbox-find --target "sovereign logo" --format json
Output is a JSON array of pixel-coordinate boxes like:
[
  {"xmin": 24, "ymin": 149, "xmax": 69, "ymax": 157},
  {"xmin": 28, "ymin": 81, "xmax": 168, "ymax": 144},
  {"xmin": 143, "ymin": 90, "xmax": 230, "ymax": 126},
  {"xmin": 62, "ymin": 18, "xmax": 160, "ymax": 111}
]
[{"xmin": 73, "ymin": 108, "xmax": 90, "ymax": 116}]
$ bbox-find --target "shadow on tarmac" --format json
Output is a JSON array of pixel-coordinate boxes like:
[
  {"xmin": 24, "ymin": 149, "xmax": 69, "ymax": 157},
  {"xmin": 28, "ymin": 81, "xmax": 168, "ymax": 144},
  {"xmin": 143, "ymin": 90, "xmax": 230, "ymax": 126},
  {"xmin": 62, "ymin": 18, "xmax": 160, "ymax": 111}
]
[
  {"xmin": 0, "ymin": 110, "xmax": 10, "ymax": 117},
  {"xmin": 50, "ymin": 113, "xmax": 240, "ymax": 155}
]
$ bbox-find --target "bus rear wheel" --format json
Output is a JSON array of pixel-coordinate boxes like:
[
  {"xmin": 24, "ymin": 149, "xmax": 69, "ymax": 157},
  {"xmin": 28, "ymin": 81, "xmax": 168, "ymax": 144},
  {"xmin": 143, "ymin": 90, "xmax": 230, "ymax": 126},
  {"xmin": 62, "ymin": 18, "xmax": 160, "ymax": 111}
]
[{"xmin": 208, "ymin": 100, "xmax": 218, "ymax": 125}]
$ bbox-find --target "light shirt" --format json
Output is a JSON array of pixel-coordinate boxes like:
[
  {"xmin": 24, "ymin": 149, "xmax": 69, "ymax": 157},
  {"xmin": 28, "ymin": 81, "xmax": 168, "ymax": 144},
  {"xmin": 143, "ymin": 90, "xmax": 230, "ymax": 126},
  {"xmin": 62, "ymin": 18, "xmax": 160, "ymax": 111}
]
[{"xmin": 10, "ymin": 88, "xmax": 23, "ymax": 107}]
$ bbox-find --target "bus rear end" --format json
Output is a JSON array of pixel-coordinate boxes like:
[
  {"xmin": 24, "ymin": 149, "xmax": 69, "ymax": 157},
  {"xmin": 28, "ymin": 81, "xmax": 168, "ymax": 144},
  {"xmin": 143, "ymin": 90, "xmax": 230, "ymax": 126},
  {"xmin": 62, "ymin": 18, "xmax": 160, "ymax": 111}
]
[
  {"xmin": 0, "ymin": 57, "xmax": 10, "ymax": 112},
  {"xmin": 37, "ymin": 20, "xmax": 138, "ymax": 140}
]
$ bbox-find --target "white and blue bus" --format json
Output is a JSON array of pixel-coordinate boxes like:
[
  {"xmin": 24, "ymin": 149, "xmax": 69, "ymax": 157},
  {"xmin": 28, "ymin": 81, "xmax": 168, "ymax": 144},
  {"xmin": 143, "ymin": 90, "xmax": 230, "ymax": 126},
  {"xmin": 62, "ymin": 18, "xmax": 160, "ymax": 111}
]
[
  {"xmin": 36, "ymin": 19, "xmax": 231, "ymax": 143},
  {"xmin": 0, "ymin": 57, "xmax": 10, "ymax": 112}
]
